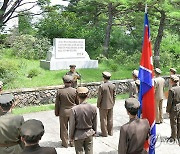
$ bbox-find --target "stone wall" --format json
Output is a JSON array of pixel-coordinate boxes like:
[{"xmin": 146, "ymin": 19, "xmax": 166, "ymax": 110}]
[{"xmin": 1, "ymin": 76, "xmax": 177, "ymax": 107}]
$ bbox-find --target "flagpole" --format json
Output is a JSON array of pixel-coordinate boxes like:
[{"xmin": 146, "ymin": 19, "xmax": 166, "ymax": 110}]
[{"xmin": 145, "ymin": 4, "xmax": 147, "ymax": 13}]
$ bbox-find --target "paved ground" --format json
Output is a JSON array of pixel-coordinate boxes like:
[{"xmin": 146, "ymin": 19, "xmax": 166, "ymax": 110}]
[{"xmin": 23, "ymin": 99, "xmax": 180, "ymax": 154}]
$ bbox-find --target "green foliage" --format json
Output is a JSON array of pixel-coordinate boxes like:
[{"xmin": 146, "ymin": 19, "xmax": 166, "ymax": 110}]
[
  {"xmin": 18, "ymin": 12, "xmax": 35, "ymax": 35},
  {"xmin": 6, "ymin": 34, "xmax": 50, "ymax": 59},
  {"xmin": 27, "ymin": 69, "xmax": 40, "ymax": 78},
  {"xmin": 0, "ymin": 60, "xmax": 18, "ymax": 85}
]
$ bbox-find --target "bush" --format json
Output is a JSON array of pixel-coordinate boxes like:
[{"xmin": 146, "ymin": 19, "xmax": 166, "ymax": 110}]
[
  {"xmin": 6, "ymin": 33, "xmax": 50, "ymax": 60},
  {"xmin": 27, "ymin": 69, "xmax": 40, "ymax": 78},
  {"xmin": 0, "ymin": 60, "xmax": 18, "ymax": 84}
]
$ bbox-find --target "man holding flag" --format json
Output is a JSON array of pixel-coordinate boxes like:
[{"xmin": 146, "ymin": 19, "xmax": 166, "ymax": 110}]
[
  {"xmin": 118, "ymin": 5, "xmax": 156, "ymax": 154},
  {"xmin": 138, "ymin": 5, "xmax": 156, "ymax": 154}
]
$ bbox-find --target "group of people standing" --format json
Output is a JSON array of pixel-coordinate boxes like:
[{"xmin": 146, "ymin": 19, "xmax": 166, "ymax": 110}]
[
  {"xmin": 129, "ymin": 67, "xmax": 180, "ymax": 145},
  {"xmin": 0, "ymin": 64, "xmax": 179, "ymax": 154}
]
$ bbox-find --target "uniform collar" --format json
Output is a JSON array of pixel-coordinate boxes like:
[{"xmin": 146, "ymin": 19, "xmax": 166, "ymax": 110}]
[
  {"xmin": 24, "ymin": 144, "xmax": 40, "ymax": 151},
  {"xmin": 129, "ymin": 116, "xmax": 138, "ymax": 122}
]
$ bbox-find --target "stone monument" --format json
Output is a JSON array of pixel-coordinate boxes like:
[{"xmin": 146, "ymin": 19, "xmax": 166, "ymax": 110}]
[{"xmin": 40, "ymin": 38, "xmax": 98, "ymax": 70}]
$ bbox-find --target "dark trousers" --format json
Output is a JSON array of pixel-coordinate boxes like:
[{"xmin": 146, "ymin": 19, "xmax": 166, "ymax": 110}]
[
  {"xmin": 74, "ymin": 136, "xmax": 93, "ymax": 154},
  {"xmin": 99, "ymin": 108, "xmax": 113, "ymax": 136},
  {"xmin": 169, "ymin": 110, "xmax": 180, "ymax": 143},
  {"xmin": 59, "ymin": 116, "xmax": 69, "ymax": 147}
]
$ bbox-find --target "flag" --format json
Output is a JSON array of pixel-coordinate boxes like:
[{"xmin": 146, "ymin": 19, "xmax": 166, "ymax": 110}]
[{"xmin": 138, "ymin": 6, "xmax": 156, "ymax": 154}]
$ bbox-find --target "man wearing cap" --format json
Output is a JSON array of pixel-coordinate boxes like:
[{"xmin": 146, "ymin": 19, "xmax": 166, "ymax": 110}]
[
  {"xmin": 169, "ymin": 68, "xmax": 179, "ymax": 89},
  {"xmin": 69, "ymin": 87, "xmax": 97, "ymax": 154},
  {"xmin": 66, "ymin": 65, "xmax": 81, "ymax": 88},
  {"xmin": 129, "ymin": 70, "xmax": 139, "ymax": 98},
  {"xmin": 97, "ymin": 71, "xmax": 116, "ymax": 137},
  {"xmin": 0, "ymin": 94, "xmax": 24, "ymax": 154},
  {"xmin": 154, "ymin": 68, "xmax": 165, "ymax": 124},
  {"xmin": 118, "ymin": 98, "xmax": 150, "ymax": 154},
  {"xmin": 55, "ymin": 75, "xmax": 79, "ymax": 148},
  {"xmin": 20, "ymin": 119, "xmax": 57, "ymax": 154},
  {"xmin": 166, "ymin": 75, "xmax": 180, "ymax": 145}
]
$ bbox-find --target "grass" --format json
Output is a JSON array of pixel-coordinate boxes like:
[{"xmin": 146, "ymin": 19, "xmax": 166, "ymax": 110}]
[
  {"xmin": 2, "ymin": 56, "xmax": 132, "ymax": 90},
  {"xmin": 12, "ymin": 93, "xmax": 129, "ymax": 115}
]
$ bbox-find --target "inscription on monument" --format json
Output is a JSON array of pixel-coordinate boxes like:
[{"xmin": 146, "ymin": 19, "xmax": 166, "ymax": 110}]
[{"xmin": 55, "ymin": 38, "xmax": 86, "ymax": 59}]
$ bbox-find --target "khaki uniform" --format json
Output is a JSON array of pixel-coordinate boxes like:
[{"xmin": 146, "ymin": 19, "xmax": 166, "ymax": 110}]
[
  {"xmin": 118, "ymin": 117, "xmax": 150, "ymax": 154},
  {"xmin": 66, "ymin": 71, "xmax": 81, "ymax": 88},
  {"xmin": 129, "ymin": 80, "xmax": 139, "ymax": 98},
  {"xmin": 97, "ymin": 81, "xmax": 116, "ymax": 136},
  {"xmin": 0, "ymin": 113, "xmax": 24, "ymax": 154},
  {"xmin": 166, "ymin": 84, "xmax": 180, "ymax": 142},
  {"xmin": 69, "ymin": 102, "xmax": 97, "ymax": 154},
  {"xmin": 154, "ymin": 76, "xmax": 165, "ymax": 123},
  {"xmin": 55, "ymin": 86, "xmax": 78, "ymax": 147}
]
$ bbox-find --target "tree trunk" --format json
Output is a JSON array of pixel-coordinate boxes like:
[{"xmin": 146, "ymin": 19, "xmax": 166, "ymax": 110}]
[
  {"xmin": 103, "ymin": 3, "xmax": 113, "ymax": 58},
  {"xmin": 154, "ymin": 10, "xmax": 166, "ymax": 68}
]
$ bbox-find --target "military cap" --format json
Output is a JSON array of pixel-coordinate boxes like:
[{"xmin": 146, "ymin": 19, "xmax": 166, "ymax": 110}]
[
  {"xmin": 170, "ymin": 75, "xmax": 179, "ymax": 83},
  {"xmin": 20, "ymin": 119, "xmax": 44, "ymax": 141},
  {"xmin": 77, "ymin": 87, "xmax": 89, "ymax": 94},
  {"xmin": 0, "ymin": 94, "xmax": 14, "ymax": 106},
  {"xmin": 170, "ymin": 68, "xmax": 177, "ymax": 74},
  {"xmin": 155, "ymin": 68, "xmax": 162, "ymax": 74},
  {"xmin": 102, "ymin": 71, "xmax": 111, "ymax": 78},
  {"xmin": 62, "ymin": 75, "xmax": 73, "ymax": 83},
  {"xmin": 132, "ymin": 70, "xmax": 139, "ymax": 78},
  {"xmin": 69, "ymin": 64, "xmax": 76, "ymax": 68},
  {"xmin": 125, "ymin": 98, "xmax": 140, "ymax": 110}
]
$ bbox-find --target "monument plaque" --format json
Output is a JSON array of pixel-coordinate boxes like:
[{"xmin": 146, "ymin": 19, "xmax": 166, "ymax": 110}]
[{"xmin": 40, "ymin": 38, "xmax": 98, "ymax": 70}]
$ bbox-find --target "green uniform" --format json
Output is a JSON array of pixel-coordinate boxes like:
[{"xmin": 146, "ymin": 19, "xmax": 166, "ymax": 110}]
[{"xmin": 0, "ymin": 112, "xmax": 24, "ymax": 154}]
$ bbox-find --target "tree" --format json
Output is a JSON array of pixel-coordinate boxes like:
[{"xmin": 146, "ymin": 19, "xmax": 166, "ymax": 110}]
[{"xmin": 0, "ymin": 0, "xmax": 50, "ymax": 30}]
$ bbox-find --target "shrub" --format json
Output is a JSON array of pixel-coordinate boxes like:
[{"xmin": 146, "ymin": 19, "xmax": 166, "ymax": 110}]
[
  {"xmin": 6, "ymin": 34, "xmax": 50, "ymax": 60},
  {"xmin": 110, "ymin": 64, "xmax": 118, "ymax": 72},
  {"xmin": 0, "ymin": 60, "xmax": 18, "ymax": 84},
  {"xmin": 27, "ymin": 69, "xmax": 40, "ymax": 78}
]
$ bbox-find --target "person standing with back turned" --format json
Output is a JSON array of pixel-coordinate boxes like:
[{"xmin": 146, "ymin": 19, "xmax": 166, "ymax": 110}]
[
  {"xmin": 69, "ymin": 87, "xmax": 97, "ymax": 154},
  {"xmin": 97, "ymin": 71, "xmax": 116, "ymax": 137},
  {"xmin": 55, "ymin": 75, "xmax": 79, "ymax": 148},
  {"xmin": 0, "ymin": 94, "xmax": 24, "ymax": 154},
  {"xmin": 154, "ymin": 68, "xmax": 165, "ymax": 124},
  {"xmin": 118, "ymin": 98, "xmax": 150, "ymax": 154}
]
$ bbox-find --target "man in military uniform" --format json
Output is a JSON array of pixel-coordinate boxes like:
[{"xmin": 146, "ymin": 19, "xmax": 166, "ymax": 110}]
[
  {"xmin": 66, "ymin": 65, "xmax": 81, "ymax": 88},
  {"xmin": 55, "ymin": 75, "xmax": 79, "ymax": 148},
  {"xmin": 0, "ymin": 94, "xmax": 24, "ymax": 154},
  {"xmin": 69, "ymin": 87, "xmax": 97, "ymax": 154},
  {"xmin": 97, "ymin": 72, "xmax": 116, "ymax": 137},
  {"xmin": 20, "ymin": 119, "xmax": 57, "ymax": 154},
  {"xmin": 166, "ymin": 75, "xmax": 180, "ymax": 145},
  {"xmin": 129, "ymin": 70, "xmax": 139, "ymax": 98},
  {"xmin": 169, "ymin": 68, "xmax": 178, "ymax": 89},
  {"xmin": 154, "ymin": 68, "xmax": 165, "ymax": 124},
  {"xmin": 118, "ymin": 98, "xmax": 150, "ymax": 154}
]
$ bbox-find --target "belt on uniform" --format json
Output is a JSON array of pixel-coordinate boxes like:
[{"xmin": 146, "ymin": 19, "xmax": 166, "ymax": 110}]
[{"xmin": 0, "ymin": 142, "xmax": 19, "ymax": 147}]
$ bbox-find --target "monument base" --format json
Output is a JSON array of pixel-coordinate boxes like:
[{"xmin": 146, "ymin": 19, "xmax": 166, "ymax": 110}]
[{"xmin": 40, "ymin": 59, "xmax": 98, "ymax": 70}]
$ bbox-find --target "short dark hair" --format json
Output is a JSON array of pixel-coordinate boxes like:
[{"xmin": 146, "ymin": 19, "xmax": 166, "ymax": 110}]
[
  {"xmin": 125, "ymin": 103, "xmax": 139, "ymax": 116},
  {"xmin": 78, "ymin": 93, "xmax": 88, "ymax": 99},
  {"xmin": 103, "ymin": 76, "xmax": 110, "ymax": 80},
  {"xmin": 22, "ymin": 131, "xmax": 44, "ymax": 144},
  {"xmin": 0, "ymin": 104, "xmax": 12, "ymax": 111}
]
